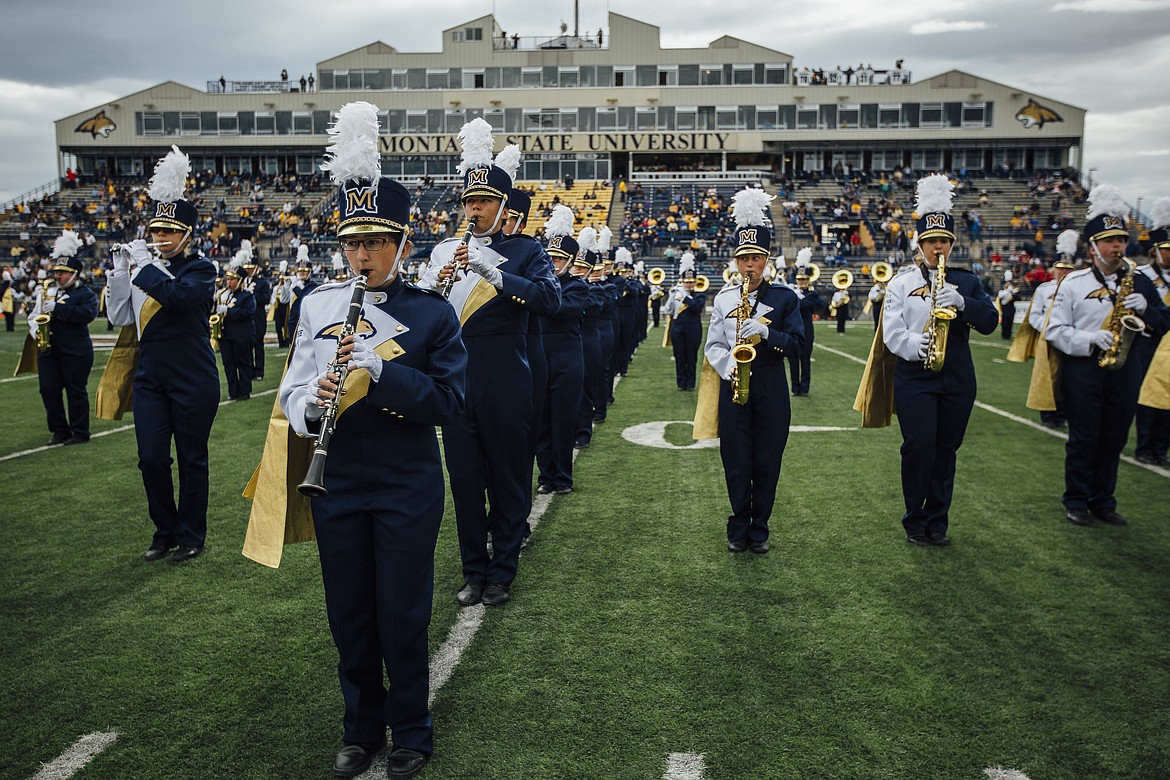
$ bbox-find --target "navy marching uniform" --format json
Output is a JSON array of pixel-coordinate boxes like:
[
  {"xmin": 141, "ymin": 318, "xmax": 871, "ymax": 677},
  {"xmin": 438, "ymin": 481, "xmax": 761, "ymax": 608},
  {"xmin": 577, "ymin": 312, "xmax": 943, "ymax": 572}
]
[
  {"xmin": 424, "ymin": 125, "xmax": 560, "ymax": 606},
  {"xmin": 575, "ymin": 263, "xmax": 606, "ymax": 447},
  {"xmin": 595, "ymin": 264, "xmax": 617, "ymax": 417},
  {"xmin": 832, "ymin": 288, "xmax": 850, "ymax": 334},
  {"xmin": 788, "ymin": 275, "xmax": 821, "ymax": 395},
  {"xmin": 536, "ymin": 217, "xmax": 589, "ymax": 493},
  {"xmin": 668, "ymin": 271, "xmax": 706, "ymax": 390},
  {"xmin": 882, "ymin": 175, "xmax": 998, "ymax": 545},
  {"xmin": 998, "ymin": 283, "xmax": 1017, "ymax": 340},
  {"xmin": 1134, "ymin": 210, "xmax": 1170, "ymax": 465},
  {"xmin": 703, "ymin": 200, "xmax": 805, "ymax": 553},
  {"xmin": 217, "ymin": 267, "xmax": 256, "ymax": 400},
  {"xmin": 1045, "ymin": 189, "xmax": 1170, "ymax": 525},
  {"xmin": 106, "ymin": 148, "xmax": 219, "ymax": 562},
  {"xmin": 286, "ymin": 261, "xmax": 319, "ymax": 344},
  {"xmin": 245, "ymin": 262, "xmax": 271, "ymax": 378},
  {"xmin": 35, "ymin": 249, "xmax": 98, "ymax": 445}
]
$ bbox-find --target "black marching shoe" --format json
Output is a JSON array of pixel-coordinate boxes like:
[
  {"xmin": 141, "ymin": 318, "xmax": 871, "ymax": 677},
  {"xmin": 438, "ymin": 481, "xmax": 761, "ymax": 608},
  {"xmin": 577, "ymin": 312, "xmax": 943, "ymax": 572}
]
[
  {"xmin": 536, "ymin": 483, "xmax": 554, "ymax": 495},
  {"xmin": 749, "ymin": 541, "xmax": 770, "ymax": 554},
  {"xmin": 927, "ymin": 532, "xmax": 951, "ymax": 547},
  {"xmin": 1091, "ymin": 508, "xmax": 1128, "ymax": 526},
  {"xmin": 573, "ymin": 440, "xmax": 589, "ymax": 449},
  {"xmin": 64, "ymin": 434, "xmax": 90, "ymax": 445},
  {"xmin": 905, "ymin": 534, "xmax": 930, "ymax": 547},
  {"xmin": 481, "ymin": 582, "xmax": 510, "ymax": 606},
  {"xmin": 331, "ymin": 737, "xmax": 386, "ymax": 778},
  {"xmin": 727, "ymin": 540, "xmax": 748, "ymax": 553},
  {"xmin": 143, "ymin": 543, "xmax": 176, "ymax": 562},
  {"xmin": 48, "ymin": 432, "xmax": 70, "ymax": 446},
  {"xmin": 1135, "ymin": 453, "xmax": 1161, "ymax": 465},
  {"xmin": 387, "ymin": 748, "xmax": 429, "ymax": 779},
  {"xmin": 456, "ymin": 581, "xmax": 484, "ymax": 607},
  {"xmin": 555, "ymin": 485, "xmax": 573, "ymax": 495},
  {"xmin": 172, "ymin": 545, "xmax": 203, "ymax": 562},
  {"xmin": 1065, "ymin": 508, "xmax": 1093, "ymax": 526}
]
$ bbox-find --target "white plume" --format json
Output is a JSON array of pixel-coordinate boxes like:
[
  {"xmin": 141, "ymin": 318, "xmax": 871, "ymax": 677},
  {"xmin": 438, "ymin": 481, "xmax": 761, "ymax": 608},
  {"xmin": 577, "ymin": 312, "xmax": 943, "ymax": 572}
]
[
  {"xmin": 51, "ymin": 229, "xmax": 82, "ymax": 259},
  {"xmin": 279, "ymin": 260, "xmax": 289, "ymax": 273},
  {"xmin": 543, "ymin": 205, "xmax": 575, "ymax": 238},
  {"xmin": 332, "ymin": 252, "xmax": 345, "ymax": 271},
  {"xmin": 598, "ymin": 226, "xmax": 613, "ymax": 252},
  {"xmin": 457, "ymin": 118, "xmax": 495, "ymax": 175},
  {"xmin": 915, "ymin": 174, "xmax": 954, "ymax": 215},
  {"xmin": 796, "ymin": 247, "xmax": 812, "ymax": 267},
  {"xmin": 240, "ymin": 239, "xmax": 253, "ymax": 256},
  {"xmin": 1004, "ymin": 270, "xmax": 1013, "ymax": 282},
  {"xmin": 634, "ymin": 260, "xmax": 644, "ymax": 275},
  {"xmin": 615, "ymin": 247, "xmax": 633, "ymax": 265},
  {"xmin": 297, "ymin": 245, "xmax": 310, "ymax": 262},
  {"xmin": 1056, "ymin": 229, "xmax": 1079, "ymax": 257},
  {"xmin": 578, "ymin": 226, "xmax": 598, "ymax": 254},
  {"xmin": 1148, "ymin": 196, "xmax": 1170, "ymax": 230},
  {"xmin": 1085, "ymin": 184, "xmax": 1128, "ymax": 221},
  {"xmin": 679, "ymin": 253, "xmax": 695, "ymax": 274},
  {"xmin": 230, "ymin": 252, "xmax": 245, "ymax": 269},
  {"xmin": 320, "ymin": 102, "xmax": 382, "ymax": 187},
  {"xmin": 148, "ymin": 145, "xmax": 190, "ymax": 203},
  {"xmin": 494, "ymin": 144, "xmax": 522, "ymax": 184},
  {"xmin": 776, "ymin": 255, "xmax": 787, "ymax": 269},
  {"xmin": 732, "ymin": 187, "xmax": 775, "ymax": 228}
]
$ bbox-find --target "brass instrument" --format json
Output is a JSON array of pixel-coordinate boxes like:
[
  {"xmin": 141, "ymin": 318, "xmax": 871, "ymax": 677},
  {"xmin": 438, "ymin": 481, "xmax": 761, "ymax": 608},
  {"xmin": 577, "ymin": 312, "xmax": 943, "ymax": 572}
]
[
  {"xmin": 440, "ymin": 218, "xmax": 478, "ymax": 298},
  {"xmin": 871, "ymin": 261, "xmax": 893, "ymax": 284},
  {"xmin": 722, "ymin": 267, "xmax": 734, "ymax": 285},
  {"xmin": 730, "ymin": 272, "xmax": 758, "ymax": 406},
  {"xmin": 647, "ymin": 267, "xmax": 666, "ymax": 285},
  {"xmin": 829, "ymin": 269, "xmax": 853, "ymax": 317},
  {"xmin": 34, "ymin": 280, "xmax": 55, "ymax": 351},
  {"xmin": 209, "ymin": 287, "xmax": 230, "ymax": 346},
  {"xmin": 807, "ymin": 262, "xmax": 822, "ymax": 284},
  {"xmin": 695, "ymin": 274, "xmax": 710, "ymax": 293},
  {"xmin": 1098, "ymin": 256, "xmax": 1145, "ymax": 371},
  {"xmin": 299, "ymin": 275, "xmax": 370, "ymax": 497},
  {"xmin": 923, "ymin": 251, "xmax": 957, "ymax": 372}
]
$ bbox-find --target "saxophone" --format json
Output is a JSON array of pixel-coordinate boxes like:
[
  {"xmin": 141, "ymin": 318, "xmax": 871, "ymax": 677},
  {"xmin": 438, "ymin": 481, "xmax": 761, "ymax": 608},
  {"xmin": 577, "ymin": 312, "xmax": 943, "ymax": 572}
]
[
  {"xmin": 923, "ymin": 251, "xmax": 957, "ymax": 372},
  {"xmin": 1097, "ymin": 256, "xmax": 1145, "ymax": 371},
  {"xmin": 730, "ymin": 272, "xmax": 757, "ymax": 405},
  {"xmin": 34, "ymin": 279, "xmax": 55, "ymax": 351}
]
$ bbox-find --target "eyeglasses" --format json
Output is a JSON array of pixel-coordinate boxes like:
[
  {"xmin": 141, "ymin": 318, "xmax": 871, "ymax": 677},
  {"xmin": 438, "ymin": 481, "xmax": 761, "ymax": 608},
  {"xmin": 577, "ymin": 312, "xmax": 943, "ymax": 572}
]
[{"xmin": 340, "ymin": 237, "xmax": 391, "ymax": 253}]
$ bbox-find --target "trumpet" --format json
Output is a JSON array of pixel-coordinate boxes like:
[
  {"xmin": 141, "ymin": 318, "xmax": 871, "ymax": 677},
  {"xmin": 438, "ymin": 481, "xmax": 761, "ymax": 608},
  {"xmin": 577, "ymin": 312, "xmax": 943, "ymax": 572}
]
[
  {"xmin": 1098, "ymin": 256, "xmax": 1145, "ymax": 371},
  {"xmin": 730, "ymin": 272, "xmax": 758, "ymax": 406},
  {"xmin": 923, "ymin": 251, "xmax": 956, "ymax": 372}
]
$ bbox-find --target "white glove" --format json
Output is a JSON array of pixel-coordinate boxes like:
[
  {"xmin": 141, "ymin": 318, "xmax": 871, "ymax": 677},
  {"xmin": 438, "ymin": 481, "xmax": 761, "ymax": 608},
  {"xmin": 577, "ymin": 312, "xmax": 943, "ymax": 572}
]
[
  {"xmin": 216, "ymin": 304, "xmax": 228, "ymax": 316},
  {"xmin": 127, "ymin": 239, "xmax": 156, "ymax": 269},
  {"xmin": 1123, "ymin": 292, "xmax": 1148, "ymax": 315},
  {"xmin": 305, "ymin": 370, "xmax": 335, "ymax": 421},
  {"xmin": 467, "ymin": 250, "xmax": 503, "ymax": 289},
  {"xmin": 112, "ymin": 245, "xmax": 132, "ymax": 274},
  {"xmin": 41, "ymin": 297, "xmax": 56, "ymax": 314},
  {"xmin": 416, "ymin": 263, "xmax": 439, "ymax": 291},
  {"xmin": 738, "ymin": 318, "xmax": 768, "ymax": 340},
  {"xmin": 935, "ymin": 286, "xmax": 965, "ymax": 311},
  {"xmin": 1091, "ymin": 330, "xmax": 1115, "ymax": 352},
  {"xmin": 916, "ymin": 332, "xmax": 932, "ymax": 361},
  {"xmin": 349, "ymin": 338, "xmax": 383, "ymax": 383}
]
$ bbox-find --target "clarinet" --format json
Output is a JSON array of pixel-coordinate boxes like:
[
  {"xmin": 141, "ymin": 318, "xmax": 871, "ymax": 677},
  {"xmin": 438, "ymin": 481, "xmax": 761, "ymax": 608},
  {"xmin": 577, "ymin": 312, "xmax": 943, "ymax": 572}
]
[
  {"xmin": 297, "ymin": 274, "xmax": 369, "ymax": 497},
  {"xmin": 439, "ymin": 217, "xmax": 478, "ymax": 298}
]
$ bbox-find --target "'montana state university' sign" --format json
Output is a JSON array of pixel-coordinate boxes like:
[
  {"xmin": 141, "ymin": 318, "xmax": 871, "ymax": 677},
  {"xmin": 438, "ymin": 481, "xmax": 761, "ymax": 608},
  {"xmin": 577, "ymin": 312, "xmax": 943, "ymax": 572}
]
[{"xmin": 379, "ymin": 132, "xmax": 735, "ymax": 155}]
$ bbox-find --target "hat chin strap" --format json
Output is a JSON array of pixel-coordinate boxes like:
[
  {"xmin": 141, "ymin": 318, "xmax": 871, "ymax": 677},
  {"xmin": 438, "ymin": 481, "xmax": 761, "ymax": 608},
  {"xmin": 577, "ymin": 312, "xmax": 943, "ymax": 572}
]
[{"xmin": 472, "ymin": 197, "xmax": 507, "ymax": 237}]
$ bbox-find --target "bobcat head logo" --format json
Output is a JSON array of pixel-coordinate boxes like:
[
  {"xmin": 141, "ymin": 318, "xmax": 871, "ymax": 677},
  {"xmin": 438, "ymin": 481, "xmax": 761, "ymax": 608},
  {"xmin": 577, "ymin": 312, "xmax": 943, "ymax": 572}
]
[
  {"xmin": 1085, "ymin": 288, "xmax": 1112, "ymax": 301},
  {"xmin": 909, "ymin": 285, "xmax": 931, "ymax": 299},
  {"xmin": 75, "ymin": 110, "xmax": 117, "ymax": 138},
  {"xmin": 1015, "ymin": 99, "xmax": 1063, "ymax": 130},
  {"xmin": 316, "ymin": 317, "xmax": 376, "ymax": 341}
]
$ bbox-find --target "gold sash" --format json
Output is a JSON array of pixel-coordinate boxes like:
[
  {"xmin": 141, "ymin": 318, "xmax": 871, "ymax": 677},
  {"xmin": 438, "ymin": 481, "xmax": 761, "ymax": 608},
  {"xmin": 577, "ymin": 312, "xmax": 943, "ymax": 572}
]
[
  {"xmin": 13, "ymin": 334, "xmax": 38, "ymax": 376},
  {"xmin": 852, "ymin": 315, "xmax": 897, "ymax": 428},
  {"xmin": 1006, "ymin": 296, "xmax": 1041, "ymax": 363},
  {"xmin": 692, "ymin": 357, "xmax": 721, "ymax": 439},
  {"xmin": 662, "ymin": 314, "xmax": 673, "ymax": 347},
  {"xmin": 1024, "ymin": 283, "xmax": 1066, "ymax": 412},
  {"xmin": 94, "ymin": 326, "xmax": 139, "ymax": 420},
  {"xmin": 1139, "ymin": 336, "xmax": 1170, "ymax": 411}
]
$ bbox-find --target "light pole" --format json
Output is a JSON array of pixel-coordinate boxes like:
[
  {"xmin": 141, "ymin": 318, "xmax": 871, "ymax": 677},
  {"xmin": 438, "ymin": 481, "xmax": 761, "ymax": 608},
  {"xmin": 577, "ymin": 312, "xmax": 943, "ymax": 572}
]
[
  {"xmin": 1088, "ymin": 167, "xmax": 1098, "ymax": 188},
  {"xmin": 1136, "ymin": 197, "xmax": 1144, "ymax": 225}
]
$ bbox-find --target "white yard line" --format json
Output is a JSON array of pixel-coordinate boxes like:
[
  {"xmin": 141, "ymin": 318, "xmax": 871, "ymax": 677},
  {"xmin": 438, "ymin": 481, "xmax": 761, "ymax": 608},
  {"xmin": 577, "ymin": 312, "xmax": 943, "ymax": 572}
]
[
  {"xmin": 984, "ymin": 768, "xmax": 1032, "ymax": 780},
  {"xmin": 664, "ymin": 752, "xmax": 707, "ymax": 780},
  {"xmin": 30, "ymin": 732, "xmax": 117, "ymax": 780},
  {"xmin": 814, "ymin": 342, "xmax": 1170, "ymax": 479}
]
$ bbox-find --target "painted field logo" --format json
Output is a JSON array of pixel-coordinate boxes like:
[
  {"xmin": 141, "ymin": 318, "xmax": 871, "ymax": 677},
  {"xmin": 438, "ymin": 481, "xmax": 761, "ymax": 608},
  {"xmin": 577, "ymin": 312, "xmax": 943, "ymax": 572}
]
[
  {"xmin": 1015, "ymin": 99, "xmax": 1062, "ymax": 130},
  {"xmin": 75, "ymin": 110, "xmax": 116, "ymax": 138}
]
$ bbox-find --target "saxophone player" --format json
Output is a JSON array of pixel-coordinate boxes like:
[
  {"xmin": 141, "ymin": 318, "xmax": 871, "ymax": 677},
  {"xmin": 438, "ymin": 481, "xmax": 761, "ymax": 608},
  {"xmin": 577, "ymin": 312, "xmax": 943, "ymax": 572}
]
[
  {"xmin": 701, "ymin": 187, "xmax": 804, "ymax": 554},
  {"xmin": 881, "ymin": 175, "xmax": 997, "ymax": 546},
  {"xmin": 1045, "ymin": 185, "xmax": 1169, "ymax": 526}
]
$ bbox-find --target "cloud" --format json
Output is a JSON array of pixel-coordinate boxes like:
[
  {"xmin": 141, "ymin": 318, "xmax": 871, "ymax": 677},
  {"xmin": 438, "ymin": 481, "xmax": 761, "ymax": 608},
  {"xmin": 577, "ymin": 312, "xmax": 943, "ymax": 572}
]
[
  {"xmin": 909, "ymin": 19, "xmax": 989, "ymax": 34},
  {"xmin": 1052, "ymin": 0, "xmax": 1170, "ymax": 11}
]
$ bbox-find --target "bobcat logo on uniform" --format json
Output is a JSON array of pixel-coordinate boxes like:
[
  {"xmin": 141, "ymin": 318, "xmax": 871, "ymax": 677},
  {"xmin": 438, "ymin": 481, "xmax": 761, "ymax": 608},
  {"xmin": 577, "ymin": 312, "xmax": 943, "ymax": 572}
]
[
  {"xmin": 1015, "ymin": 99, "xmax": 1063, "ymax": 130},
  {"xmin": 1085, "ymin": 288, "xmax": 1113, "ymax": 301},
  {"xmin": 316, "ymin": 317, "xmax": 376, "ymax": 341},
  {"xmin": 155, "ymin": 203, "xmax": 176, "ymax": 219},
  {"xmin": 75, "ymin": 110, "xmax": 116, "ymax": 138},
  {"xmin": 909, "ymin": 285, "xmax": 931, "ymax": 299},
  {"xmin": 466, "ymin": 168, "xmax": 490, "ymax": 186},
  {"xmin": 739, "ymin": 229, "xmax": 758, "ymax": 244},
  {"xmin": 344, "ymin": 186, "xmax": 378, "ymax": 216},
  {"xmin": 924, "ymin": 215, "xmax": 947, "ymax": 230}
]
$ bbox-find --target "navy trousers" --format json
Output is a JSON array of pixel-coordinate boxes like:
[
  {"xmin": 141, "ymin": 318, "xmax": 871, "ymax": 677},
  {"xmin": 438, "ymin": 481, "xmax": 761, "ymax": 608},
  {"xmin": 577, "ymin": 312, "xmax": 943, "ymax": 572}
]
[
  {"xmin": 221, "ymin": 338, "xmax": 254, "ymax": 399},
  {"xmin": 253, "ymin": 315, "xmax": 267, "ymax": 375},
  {"xmin": 595, "ymin": 318, "xmax": 615, "ymax": 418},
  {"xmin": 576, "ymin": 318, "xmax": 601, "ymax": 444},
  {"xmin": 671, "ymin": 321, "xmax": 701, "ymax": 390},
  {"xmin": 1060, "ymin": 356, "xmax": 1140, "ymax": 511},
  {"xmin": 38, "ymin": 350, "xmax": 93, "ymax": 439},
  {"xmin": 537, "ymin": 333, "xmax": 584, "ymax": 489}
]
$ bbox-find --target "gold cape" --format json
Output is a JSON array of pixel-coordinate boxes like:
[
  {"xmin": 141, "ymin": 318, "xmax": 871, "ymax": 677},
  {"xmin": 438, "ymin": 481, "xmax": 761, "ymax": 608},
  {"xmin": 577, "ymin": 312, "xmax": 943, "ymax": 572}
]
[
  {"xmin": 94, "ymin": 326, "xmax": 139, "ymax": 420},
  {"xmin": 1139, "ymin": 335, "xmax": 1170, "ymax": 411},
  {"xmin": 853, "ymin": 315, "xmax": 897, "ymax": 428}
]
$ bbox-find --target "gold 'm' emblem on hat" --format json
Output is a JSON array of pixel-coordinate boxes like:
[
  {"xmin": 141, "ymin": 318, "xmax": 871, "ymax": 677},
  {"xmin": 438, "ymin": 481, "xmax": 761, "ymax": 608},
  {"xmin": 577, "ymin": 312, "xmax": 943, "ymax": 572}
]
[
  {"xmin": 467, "ymin": 168, "xmax": 490, "ymax": 186},
  {"xmin": 1103, "ymin": 217, "xmax": 1125, "ymax": 230},
  {"xmin": 740, "ymin": 229, "xmax": 758, "ymax": 244},
  {"xmin": 925, "ymin": 215, "xmax": 947, "ymax": 229},
  {"xmin": 345, "ymin": 186, "xmax": 378, "ymax": 215},
  {"xmin": 155, "ymin": 203, "xmax": 176, "ymax": 218},
  {"xmin": 548, "ymin": 236, "xmax": 563, "ymax": 249}
]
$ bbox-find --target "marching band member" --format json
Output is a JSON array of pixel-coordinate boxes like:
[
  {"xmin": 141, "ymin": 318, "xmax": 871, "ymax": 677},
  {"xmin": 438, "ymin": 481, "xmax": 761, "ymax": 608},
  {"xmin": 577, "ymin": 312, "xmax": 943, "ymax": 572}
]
[
  {"xmin": 997, "ymin": 272, "xmax": 1017, "ymax": 340},
  {"xmin": 669, "ymin": 269, "xmax": 705, "ymax": 390},
  {"xmin": 867, "ymin": 276, "xmax": 886, "ymax": 331},
  {"xmin": 239, "ymin": 242, "xmax": 271, "ymax": 379},
  {"xmin": 424, "ymin": 118, "xmax": 560, "ymax": 608},
  {"xmin": 575, "ymin": 249, "xmax": 606, "ymax": 449},
  {"xmin": 218, "ymin": 261, "xmax": 256, "ymax": 401},
  {"xmin": 788, "ymin": 248, "xmax": 821, "ymax": 396},
  {"xmin": 1021, "ymin": 236, "xmax": 1078, "ymax": 429},
  {"xmin": 698, "ymin": 187, "xmax": 804, "ymax": 553},
  {"xmin": 280, "ymin": 102, "xmax": 466, "ymax": 780},
  {"xmin": 594, "ymin": 238, "xmax": 618, "ymax": 417},
  {"xmin": 649, "ymin": 274, "xmax": 664, "ymax": 328},
  {"xmin": 33, "ymin": 230, "xmax": 98, "ymax": 445},
  {"xmin": 105, "ymin": 145, "xmax": 219, "ymax": 563},
  {"xmin": 831, "ymin": 285, "xmax": 850, "ymax": 334},
  {"xmin": 881, "ymin": 174, "xmax": 997, "ymax": 546},
  {"xmin": 273, "ymin": 259, "xmax": 293, "ymax": 348},
  {"xmin": 1135, "ymin": 197, "xmax": 1170, "ymax": 465},
  {"xmin": 536, "ymin": 206, "xmax": 590, "ymax": 494},
  {"xmin": 1047, "ymin": 185, "xmax": 1170, "ymax": 525},
  {"xmin": 285, "ymin": 251, "xmax": 318, "ymax": 344}
]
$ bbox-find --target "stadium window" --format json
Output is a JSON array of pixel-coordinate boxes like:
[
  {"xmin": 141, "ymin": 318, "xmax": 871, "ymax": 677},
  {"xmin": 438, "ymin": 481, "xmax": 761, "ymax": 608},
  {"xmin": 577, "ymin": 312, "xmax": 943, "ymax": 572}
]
[
  {"xmin": 254, "ymin": 112, "xmax": 275, "ymax": 135},
  {"xmin": 543, "ymin": 66, "xmax": 559, "ymax": 87},
  {"xmin": 180, "ymin": 112, "xmax": 200, "ymax": 136},
  {"xmin": 426, "ymin": 69, "xmax": 450, "ymax": 90},
  {"xmin": 521, "ymin": 67, "xmax": 542, "ymax": 88},
  {"xmin": 363, "ymin": 69, "xmax": 386, "ymax": 90},
  {"xmin": 658, "ymin": 66, "xmax": 678, "ymax": 86},
  {"xmin": 445, "ymin": 109, "xmax": 465, "ymax": 133},
  {"xmin": 391, "ymin": 69, "xmax": 407, "ymax": 90},
  {"xmin": 732, "ymin": 64, "xmax": 754, "ymax": 85},
  {"xmin": 579, "ymin": 66, "xmax": 596, "ymax": 87},
  {"xmin": 463, "ymin": 68, "xmax": 485, "ymax": 89},
  {"xmin": 920, "ymin": 103, "xmax": 943, "ymax": 128},
  {"xmin": 578, "ymin": 106, "xmax": 596, "ymax": 131},
  {"xmin": 376, "ymin": 110, "xmax": 389, "ymax": 134},
  {"xmin": 675, "ymin": 106, "xmax": 697, "ymax": 131},
  {"xmin": 427, "ymin": 109, "xmax": 443, "ymax": 133},
  {"xmin": 142, "ymin": 112, "xmax": 164, "ymax": 135},
  {"xmin": 764, "ymin": 63, "xmax": 787, "ymax": 85},
  {"xmin": 500, "ymin": 67, "xmax": 520, "ymax": 88},
  {"xmin": 756, "ymin": 106, "xmax": 779, "ymax": 130},
  {"xmin": 911, "ymin": 150, "xmax": 942, "ymax": 170},
  {"xmin": 318, "ymin": 71, "xmax": 333, "ymax": 90},
  {"xmin": 837, "ymin": 105, "xmax": 860, "ymax": 129},
  {"xmin": 617, "ymin": 106, "xmax": 634, "ymax": 130},
  {"xmin": 878, "ymin": 104, "xmax": 900, "ymax": 128},
  {"xmin": 296, "ymin": 156, "xmax": 316, "ymax": 175},
  {"xmin": 656, "ymin": 105, "xmax": 674, "ymax": 130},
  {"xmin": 613, "ymin": 67, "xmax": 633, "ymax": 87},
  {"xmin": 636, "ymin": 65, "xmax": 656, "ymax": 86},
  {"xmin": 505, "ymin": 108, "xmax": 523, "ymax": 132},
  {"xmin": 333, "ymin": 70, "xmax": 349, "ymax": 90},
  {"xmin": 386, "ymin": 110, "xmax": 404, "ymax": 133},
  {"xmin": 678, "ymin": 64, "xmax": 699, "ymax": 86},
  {"xmin": 559, "ymin": 67, "xmax": 579, "ymax": 88},
  {"xmin": 596, "ymin": 106, "xmax": 618, "ymax": 131},
  {"xmin": 292, "ymin": 111, "xmax": 313, "ymax": 135},
  {"xmin": 796, "ymin": 105, "xmax": 819, "ymax": 130},
  {"xmin": 217, "ymin": 112, "xmax": 239, "ymax": 135},
  {"xmin": 738, "ymin": 105, "xmax": 755, "ymax": 130},
  {"xmin": 715, "ymin": 106, "xmax": 738, "ymax": 130},
  {"xmin": 961, "ymin": 102, "xmax": 986, "ymax": 128},
  {"xmin": 636, "ymin": 106, "xmax": 657, "ymax": 131},
  {"xmin": 405, "ymin": 110, "xmax": 427, "ymax": 133},
  {"xmin": 700, "ymin": 65, "xmax": 723, "ymax": 85},
  {"xmin": 485, "ymin": 109, "xmax": 505, "ymax": 132},
  {"xmin": 560, "ymin": 108, "xmax": 578, "ymax": 132},
  {"xmin": 406, "ymin": 69, "xmax": 425, "ymax": 90}
]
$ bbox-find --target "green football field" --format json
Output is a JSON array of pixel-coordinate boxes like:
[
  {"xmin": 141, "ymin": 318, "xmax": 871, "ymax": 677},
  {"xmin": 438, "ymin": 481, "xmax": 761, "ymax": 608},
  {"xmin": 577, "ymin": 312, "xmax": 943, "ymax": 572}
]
[{"xmin": 1, "ymin": 318, "xmax": 1167, "ymax": 780}]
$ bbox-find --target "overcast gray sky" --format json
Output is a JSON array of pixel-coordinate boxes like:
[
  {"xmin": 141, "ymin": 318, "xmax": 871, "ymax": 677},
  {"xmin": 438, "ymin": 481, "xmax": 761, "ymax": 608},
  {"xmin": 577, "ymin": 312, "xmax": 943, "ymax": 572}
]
[{"xmin": 1, "ymin": 0, "xmax": 1167, "ymax": 213}]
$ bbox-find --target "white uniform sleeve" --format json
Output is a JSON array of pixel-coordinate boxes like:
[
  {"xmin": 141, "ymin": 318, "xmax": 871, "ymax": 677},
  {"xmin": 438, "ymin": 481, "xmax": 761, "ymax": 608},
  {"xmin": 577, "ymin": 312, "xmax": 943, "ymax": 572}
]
[
  {"xmin": 1028, "ymin": 287, "xmax": 1050, "ymax": 332},
  {"xmin": 279, "ymin": 308, "xmax": 324, "ymax": 438},
  {"xmin": 105, "ymin": 267, "xmax": 135, "ymax": 327},
  {"xmin": 1044, "ymin": 282, "xmax": 1095, "ymax": 357},
  {"xmin": 881, "ymin": 279, "xmax": 923, "ymax": 362},
  {"xmin": 704, "ymin": 295, "xmax": 735, "ymax": 380},
  {"xmin": 868, "ymin": 285, "xmax": 882, "ymax": 302}
]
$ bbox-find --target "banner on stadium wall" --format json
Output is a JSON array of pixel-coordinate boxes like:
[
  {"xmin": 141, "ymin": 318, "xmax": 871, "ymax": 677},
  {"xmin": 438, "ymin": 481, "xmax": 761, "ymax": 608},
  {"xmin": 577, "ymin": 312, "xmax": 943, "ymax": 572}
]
[{"xmin": 379, "ymin": 131, "xmax": 735, "ymax": 155}]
